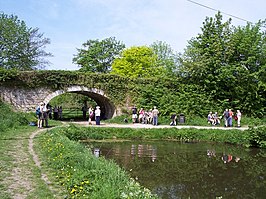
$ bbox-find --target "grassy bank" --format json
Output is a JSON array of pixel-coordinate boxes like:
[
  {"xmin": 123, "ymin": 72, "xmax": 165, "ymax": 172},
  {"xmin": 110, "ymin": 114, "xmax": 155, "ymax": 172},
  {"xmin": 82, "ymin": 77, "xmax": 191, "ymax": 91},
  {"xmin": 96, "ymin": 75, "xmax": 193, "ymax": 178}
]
[
  {"xmin": 62, "ymin": 124, "xmax": 266, "ymax": 149},
  {"xmin": 36, "ymin": 129, "xmax": 158, "ymax": 198},
  {"xmin": 0, "ymin": 101, "xmax": 62, "ymax": 198}
]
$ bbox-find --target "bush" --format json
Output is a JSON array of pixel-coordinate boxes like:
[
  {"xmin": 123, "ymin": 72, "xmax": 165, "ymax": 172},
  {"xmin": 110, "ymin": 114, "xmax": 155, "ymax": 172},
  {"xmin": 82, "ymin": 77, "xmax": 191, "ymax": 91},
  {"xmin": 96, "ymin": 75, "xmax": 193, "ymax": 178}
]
[
  {"xmin": 246, "ymin": 126, "xmax": 266, "ymax": 148},
  {"xmin": 0, "ymin": 100, "xmax": 32, "ymax": 131}
]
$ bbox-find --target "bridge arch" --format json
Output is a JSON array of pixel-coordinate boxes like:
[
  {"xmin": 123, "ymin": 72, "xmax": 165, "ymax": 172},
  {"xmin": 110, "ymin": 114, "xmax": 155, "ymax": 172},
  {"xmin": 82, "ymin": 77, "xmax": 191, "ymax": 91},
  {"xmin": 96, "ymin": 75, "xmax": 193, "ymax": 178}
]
[{"xmin": 44, "ymin": 85, "xmax": 116, "ymax": 119}]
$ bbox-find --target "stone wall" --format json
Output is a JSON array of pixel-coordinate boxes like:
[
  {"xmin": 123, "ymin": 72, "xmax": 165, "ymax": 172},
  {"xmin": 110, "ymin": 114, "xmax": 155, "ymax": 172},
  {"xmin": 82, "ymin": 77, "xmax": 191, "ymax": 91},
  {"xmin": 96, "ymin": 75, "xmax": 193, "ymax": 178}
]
[
  {"xmin": 0, "ymin": 86, "xmax": 53, "ymax": 112},
  {"xmin": 0, "ymin": 85, "xmax": 119, "ymax": 119}
]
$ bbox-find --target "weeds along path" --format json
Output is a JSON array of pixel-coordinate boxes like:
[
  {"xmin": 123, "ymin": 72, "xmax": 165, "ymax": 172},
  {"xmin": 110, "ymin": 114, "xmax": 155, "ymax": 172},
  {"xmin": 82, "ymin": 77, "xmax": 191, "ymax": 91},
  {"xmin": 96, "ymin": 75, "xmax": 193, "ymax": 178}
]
[{"xmin": 0, "ymin": 127, "xmax": 63, "ymax": 199}]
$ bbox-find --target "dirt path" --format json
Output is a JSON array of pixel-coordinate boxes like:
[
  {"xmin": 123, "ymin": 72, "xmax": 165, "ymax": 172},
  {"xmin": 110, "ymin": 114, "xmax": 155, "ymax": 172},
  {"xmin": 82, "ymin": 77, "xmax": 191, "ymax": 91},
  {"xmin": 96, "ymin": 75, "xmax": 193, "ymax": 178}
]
[
  {"xmin": 1, "ymin": 127, "xmax": 61, "ymax": 199},
  {"xmin": 69, "ymin": 121, "xmax": 249, "ymax": 130},
  {"xmin": 5, "ymin": 134, "xmax": 34, "ymax": 199},
  {"xmin": 28, "ymin": 129, "xmax": 54, "ymax": 189}
]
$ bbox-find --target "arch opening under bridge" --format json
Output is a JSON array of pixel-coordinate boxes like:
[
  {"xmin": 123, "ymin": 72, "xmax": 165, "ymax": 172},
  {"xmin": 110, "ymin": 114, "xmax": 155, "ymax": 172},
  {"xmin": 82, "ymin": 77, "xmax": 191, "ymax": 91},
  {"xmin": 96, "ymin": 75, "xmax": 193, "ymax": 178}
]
[{"xmin": 43, "ymin": 86, "xmax": 116, "ymax": 119}]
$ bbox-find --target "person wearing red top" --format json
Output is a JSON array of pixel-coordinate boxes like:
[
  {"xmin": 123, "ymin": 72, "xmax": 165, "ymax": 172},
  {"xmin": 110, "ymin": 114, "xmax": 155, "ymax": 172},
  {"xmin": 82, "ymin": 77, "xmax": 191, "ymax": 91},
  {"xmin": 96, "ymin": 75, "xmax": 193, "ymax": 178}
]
[{"xmin": 228, "ymin": 109, "xmax": 234, "ymax": 127}]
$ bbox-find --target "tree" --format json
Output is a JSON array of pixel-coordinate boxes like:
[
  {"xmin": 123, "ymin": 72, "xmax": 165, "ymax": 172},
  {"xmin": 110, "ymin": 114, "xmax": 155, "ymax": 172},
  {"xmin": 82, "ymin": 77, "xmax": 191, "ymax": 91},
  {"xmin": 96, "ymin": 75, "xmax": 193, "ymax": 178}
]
[
  {"xmin": 73, "ymin": 37, "xmax": 125, "ymax": 73},
  {"xmin": 179, "ymin": 12, "xmax": 266, "ymax": 116},
  {"xmin": 150, "ymin": 41, "xmax": 180, "ymax": 77},
  {"xmin": 180, "ymin": 12, "xmax": 232, "ymax": 93},
  {"xmin": 0, "ymin": 13, "xmax": 52, "ymax": 70},
  {"xmin": 111, "ymin": 46, "xmax": 166, "ymax": 78},
  {"xmin": 226, "ymin": 21, "xmax": 266, "ymax": 116}
]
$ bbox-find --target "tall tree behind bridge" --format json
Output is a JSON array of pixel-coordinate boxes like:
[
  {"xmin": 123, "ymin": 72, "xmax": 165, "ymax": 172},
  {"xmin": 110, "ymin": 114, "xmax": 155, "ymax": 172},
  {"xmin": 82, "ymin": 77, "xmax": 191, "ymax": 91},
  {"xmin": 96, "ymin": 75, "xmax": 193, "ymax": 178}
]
[
  {"xmin": 0, "ymin": 13, "xmax": 52, "ymax": 70},
  {"xmin": 73, "ymin": 37, "xmax": 125, "ymax": 73}
]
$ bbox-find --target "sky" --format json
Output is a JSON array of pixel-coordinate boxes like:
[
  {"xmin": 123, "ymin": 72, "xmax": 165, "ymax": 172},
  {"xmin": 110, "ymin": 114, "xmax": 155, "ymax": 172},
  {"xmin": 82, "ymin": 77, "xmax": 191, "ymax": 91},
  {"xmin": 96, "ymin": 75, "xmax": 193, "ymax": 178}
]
[{"xmin": 1, "ymin": 0, "xmax": 265, "ymax": 70}]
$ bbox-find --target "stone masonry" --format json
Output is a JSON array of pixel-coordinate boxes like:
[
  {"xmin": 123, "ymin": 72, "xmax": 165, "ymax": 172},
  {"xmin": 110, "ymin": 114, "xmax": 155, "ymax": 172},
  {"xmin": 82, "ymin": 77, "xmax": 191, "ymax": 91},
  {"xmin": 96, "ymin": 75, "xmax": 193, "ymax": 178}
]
[{"xmin": 0, "ymin": 85, "xmax": 120, "ymax": 119}]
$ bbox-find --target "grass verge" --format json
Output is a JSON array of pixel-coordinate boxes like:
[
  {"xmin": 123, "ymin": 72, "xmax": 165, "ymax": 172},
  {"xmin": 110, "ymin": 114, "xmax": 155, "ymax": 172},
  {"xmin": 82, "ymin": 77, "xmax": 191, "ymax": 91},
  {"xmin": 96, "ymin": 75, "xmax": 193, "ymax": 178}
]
[
  {"xmin": 0, "ymin": 101, "xmax": 65, "ymax": 198},
  {"xmin": 36, "ymin": 129, "xmax": 159, "ymax": 198},
  {"xmin": 62, "ymin": 124, "xmax": 266, "ymax": 149}
]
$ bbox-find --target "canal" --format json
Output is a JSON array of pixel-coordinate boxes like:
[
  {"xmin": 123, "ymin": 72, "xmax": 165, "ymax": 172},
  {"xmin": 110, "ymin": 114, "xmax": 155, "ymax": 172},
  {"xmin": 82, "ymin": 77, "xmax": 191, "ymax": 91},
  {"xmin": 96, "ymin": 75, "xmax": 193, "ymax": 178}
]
[{"xmin": 87, "ymin": 140, "xmax": 265, "ymax": 199}]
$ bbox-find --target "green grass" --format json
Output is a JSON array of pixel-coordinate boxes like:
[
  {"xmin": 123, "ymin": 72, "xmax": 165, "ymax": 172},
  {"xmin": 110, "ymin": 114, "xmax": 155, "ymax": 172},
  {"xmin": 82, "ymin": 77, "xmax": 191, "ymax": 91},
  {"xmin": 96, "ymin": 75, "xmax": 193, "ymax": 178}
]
[
  {"xmin": 0, "ymin": 125, "xmax": 59, "ymax": 198},
  {"xmin": 0, "ymin": 101, "xmax": 66, "ymax": 198},
  {"xmin": 36, "ymin": 129, "xmax": 158, "ymax": 199},
  {"xmin": 62, "ymin": 124, "xmax": 266, "ymax": 148}
]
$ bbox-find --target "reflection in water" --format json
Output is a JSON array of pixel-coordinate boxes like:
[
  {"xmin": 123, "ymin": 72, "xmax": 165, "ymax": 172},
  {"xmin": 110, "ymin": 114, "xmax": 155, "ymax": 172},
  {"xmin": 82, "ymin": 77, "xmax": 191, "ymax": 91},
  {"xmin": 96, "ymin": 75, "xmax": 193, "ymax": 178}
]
[
  {"xmin": 207, "ymin": 149, "xmax": 216, "ymax": 157},
  {"xmin": 93, "ymin": 148, "xmax": 100, "ymax": 158},
  {"xmin": 88, "ymin": 141, "xmax": 266, "ymax": 199},
  {"xmin": 130, "ymin": 144, "xmax": 157, "ymax": 162}
]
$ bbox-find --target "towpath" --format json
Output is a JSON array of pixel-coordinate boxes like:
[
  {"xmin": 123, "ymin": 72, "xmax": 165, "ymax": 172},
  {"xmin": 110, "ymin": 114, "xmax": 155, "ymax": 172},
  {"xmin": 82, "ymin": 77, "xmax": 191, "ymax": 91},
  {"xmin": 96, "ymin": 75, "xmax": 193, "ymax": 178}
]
[{"xmin": 69, "ymin": 121, "xmax": 249, "ymax": 131}]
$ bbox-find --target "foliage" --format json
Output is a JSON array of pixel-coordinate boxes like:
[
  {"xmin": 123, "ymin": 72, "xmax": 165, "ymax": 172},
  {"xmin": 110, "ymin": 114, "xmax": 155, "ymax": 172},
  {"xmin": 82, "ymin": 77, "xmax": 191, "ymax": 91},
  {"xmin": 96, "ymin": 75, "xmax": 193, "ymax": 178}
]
[
  {"xmin": 49, "ymin": 92, "xmax": 97, "ymax": 109},
  {"xmin": 38, "ymin": 129, "xmax": 158, "ymax": 198},
  {"xmin": 0, "ymin": 99, "xmax": 31, "ymax": 132},
  {"xmin": 246, "ymin": 126, "xmax": 266, "ymax": 148},
  {"xmin": 73, "ymin": 37, "xmax": 125, "ymax": 73},
  {"xmin": 129, "ymin": 78, "xmax": 217, "ymax": 117},
  {"xmin": 0, "ymin": 68, "xmax": 18, "ymax": 81},
  {"xmin": 111, "ymin": 46, "xmax": 166, "ymax": 78},
  {"xmin": 150, "ymin": 41, "xmax": 180, "ymax": 77},
  {"xmin": 0, "ymin": 13, "xmax": 52, "ymax": 70},
  {"xmin": 179, "ymin": 12, "xmax": 266, "ymax": 117},
  {"xmin": 0, "ymin": 69, "xmax": 265, "ymax": 117}
]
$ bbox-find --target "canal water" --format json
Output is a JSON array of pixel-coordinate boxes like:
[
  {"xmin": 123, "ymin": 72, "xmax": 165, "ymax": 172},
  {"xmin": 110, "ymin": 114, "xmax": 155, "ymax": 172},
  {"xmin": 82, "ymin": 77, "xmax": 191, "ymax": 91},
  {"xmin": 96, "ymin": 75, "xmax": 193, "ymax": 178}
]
[{"xmin": 87, "ymin": 140, "xmax": 266, "ymax": 199}]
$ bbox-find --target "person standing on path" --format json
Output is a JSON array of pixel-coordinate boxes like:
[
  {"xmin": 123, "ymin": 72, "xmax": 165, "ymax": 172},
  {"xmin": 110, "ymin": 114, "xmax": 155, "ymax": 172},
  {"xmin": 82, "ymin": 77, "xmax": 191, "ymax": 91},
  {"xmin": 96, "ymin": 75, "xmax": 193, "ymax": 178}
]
[
  {"xmin": 88, "ymin": 107, "xmax": 94, "ymax": 125},
  {"xmin": 170, "ymin": 113, "xmax": 177, "ymax": 126},
  {"xmin": 95, "ymin": 106, "xmax": 101, "ymax": 125},
  {"xmin": 42, "ymin": 103, "xmax": 49, "ymax": 128},
  {"xmin": 228, "ymin": 109, "xmax": 234, "ymax": 127},
  {"xmin": 53, "ymin": 106, "xmax": 58, "ymax": 120},
  {"xmin": 236, "ymin": 110, "xmax": 242, "ymax": 127},
  {"xmin": 223, "ymin": 109, "xmax": 229, "ymax": 127},
  {"xmin": 36, "ymin": 102, "xmax": 44, "ymax": 128},
  {"xmin": 82, "ymin": 105, "xmax": 87, "ymax": 121},
  {"xmin": 58, "ymin": 106, "xmax": 63, "ymax": 120},
  {"xmin": 138, "ymin": 108, "xmax": 145, "ymax": 123},
  {"xmin": 132, "ymin": 105, "xmax": 138, "ymax": 124},
  {"xmin": 152, "ymin": 106, "xmax": 159, "ymax": 126}
]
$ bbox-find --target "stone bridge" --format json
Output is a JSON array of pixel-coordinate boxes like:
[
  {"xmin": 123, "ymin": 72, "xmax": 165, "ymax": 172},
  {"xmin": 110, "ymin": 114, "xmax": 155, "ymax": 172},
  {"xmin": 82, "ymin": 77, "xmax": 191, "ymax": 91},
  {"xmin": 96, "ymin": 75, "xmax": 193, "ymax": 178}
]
[{"xmin": 0, "ymin": 85, "xmax": 120, "ymax": 119}]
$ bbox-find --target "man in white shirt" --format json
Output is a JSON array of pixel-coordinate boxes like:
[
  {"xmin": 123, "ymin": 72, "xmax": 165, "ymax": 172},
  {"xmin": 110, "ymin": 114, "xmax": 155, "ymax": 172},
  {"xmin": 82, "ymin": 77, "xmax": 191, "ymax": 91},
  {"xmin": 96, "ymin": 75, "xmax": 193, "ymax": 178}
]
[
  {"xmin": 152, "ymin": 106, "xmax": 159, "ymax": 126},
  {"xmin": 95, "ymin": 106, "xmax": 101, "ymax": 125}
]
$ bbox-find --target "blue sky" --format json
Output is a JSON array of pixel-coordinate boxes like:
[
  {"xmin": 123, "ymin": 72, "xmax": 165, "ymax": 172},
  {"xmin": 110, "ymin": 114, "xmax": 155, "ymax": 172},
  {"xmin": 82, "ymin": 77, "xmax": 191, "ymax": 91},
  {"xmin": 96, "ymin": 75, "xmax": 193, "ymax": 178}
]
[{"xmin": 1, "ymin": 0, "xmax": 265, "ymax": 70}]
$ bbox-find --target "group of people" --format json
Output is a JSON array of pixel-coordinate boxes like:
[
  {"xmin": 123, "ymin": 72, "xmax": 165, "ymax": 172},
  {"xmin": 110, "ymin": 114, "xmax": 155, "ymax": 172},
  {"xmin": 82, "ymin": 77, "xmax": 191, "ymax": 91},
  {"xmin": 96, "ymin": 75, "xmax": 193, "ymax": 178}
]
[
  {"xmin": 52, "ymin": 105, "xmax": 63, "ymax": 120},
  {"xmin": 82, "ymin": 105, "xmax": 101, "ymax": 125},
  {"xmin": 207, "ymin": 109, "xmax": 242, "ymax": 127},
  {"xmin": 36, "ymin": 102, "xmax": 63, "ymax": 128},
  {"xmin": 207, "ymin": 112, "xmax": 221, "ymax": 126},
  {"xmin": 223, "ymin": 109, "xmax": 242, "ymax": 127},
  {"xmin": 131, "ymin": 106, "xmax": 159, "ymax": 126}
]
